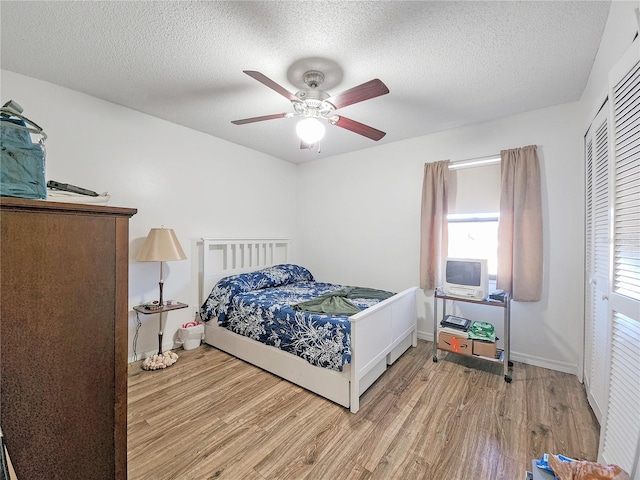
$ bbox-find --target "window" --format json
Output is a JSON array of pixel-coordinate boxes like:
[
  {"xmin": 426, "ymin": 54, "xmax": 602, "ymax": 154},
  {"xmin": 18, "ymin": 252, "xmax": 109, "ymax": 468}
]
[
  {"xmin": 448, "ymin": 213, "xmax": 499, "ymax": 278},
  {"xmin": 447, "ymin": 157, "xmax": 501, "ymax": 279}
]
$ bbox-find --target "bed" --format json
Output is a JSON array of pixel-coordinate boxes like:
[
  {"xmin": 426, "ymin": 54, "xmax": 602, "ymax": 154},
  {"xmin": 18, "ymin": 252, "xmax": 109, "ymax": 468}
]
[{"xmin": 198, "ymin": 238, "xmax": 418, "ymax": 413}]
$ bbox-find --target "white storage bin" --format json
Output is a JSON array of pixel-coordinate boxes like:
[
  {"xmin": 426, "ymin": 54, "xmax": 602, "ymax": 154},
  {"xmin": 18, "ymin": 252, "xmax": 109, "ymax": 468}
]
[{"xmin": 177, "ymin": 323, "xmax": 204, "ymax": 350}]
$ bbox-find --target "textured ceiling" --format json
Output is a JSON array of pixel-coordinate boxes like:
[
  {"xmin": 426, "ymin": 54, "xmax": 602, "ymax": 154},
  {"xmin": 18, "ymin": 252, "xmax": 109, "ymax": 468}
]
[{"xmin": 1, "ymin": 1, "xmax": 611, "ymax": 164}]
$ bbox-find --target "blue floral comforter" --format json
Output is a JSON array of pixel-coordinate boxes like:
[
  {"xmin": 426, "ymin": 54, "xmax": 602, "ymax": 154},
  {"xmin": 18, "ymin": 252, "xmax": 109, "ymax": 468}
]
[{"xmin": 200, "ymin": 264, "xmax": 385, "ymax": 371}]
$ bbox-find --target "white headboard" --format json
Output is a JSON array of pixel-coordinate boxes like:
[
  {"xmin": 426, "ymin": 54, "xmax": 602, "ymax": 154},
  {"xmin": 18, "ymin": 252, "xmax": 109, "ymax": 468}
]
[{"xmin": 198, "ymin": 238, "xmax": 290, "ymax": 306}]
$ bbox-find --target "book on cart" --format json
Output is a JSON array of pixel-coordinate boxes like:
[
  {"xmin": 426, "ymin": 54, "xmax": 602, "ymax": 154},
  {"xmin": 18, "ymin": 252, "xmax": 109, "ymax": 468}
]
[
  {"xmin": 439, "ymin": 326, "xmax": 470, "ymax": 337},
  {"xmin": 440, "ymin": 314, "xmax": 472, "ymax": 331}
]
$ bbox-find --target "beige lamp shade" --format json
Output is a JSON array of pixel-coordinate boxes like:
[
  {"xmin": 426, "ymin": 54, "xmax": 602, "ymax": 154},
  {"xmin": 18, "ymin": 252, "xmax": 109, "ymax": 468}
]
[{"xmin": 137, "ymin": 228, "xmax": 187, "ymax": 262}]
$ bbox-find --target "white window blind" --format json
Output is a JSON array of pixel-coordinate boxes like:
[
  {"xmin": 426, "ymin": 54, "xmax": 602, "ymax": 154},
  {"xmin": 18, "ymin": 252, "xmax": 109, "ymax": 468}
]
[
  {"xmin": 448, "ymin": 162, "xmax": 501, "ymax": 215},
  {"xmin": 613, "ymin": 59, "xmax": 640, "ymax": 301}
]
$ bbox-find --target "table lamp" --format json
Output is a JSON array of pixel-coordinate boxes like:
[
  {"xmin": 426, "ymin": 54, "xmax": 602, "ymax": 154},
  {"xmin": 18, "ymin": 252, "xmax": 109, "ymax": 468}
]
[
  {"xmin": 137, "ymin": 227, "xmax": 187, "ymax": 369},
  {"xmin": 136, "ymin": 227, "xmax": 187, "ymax": 307}
]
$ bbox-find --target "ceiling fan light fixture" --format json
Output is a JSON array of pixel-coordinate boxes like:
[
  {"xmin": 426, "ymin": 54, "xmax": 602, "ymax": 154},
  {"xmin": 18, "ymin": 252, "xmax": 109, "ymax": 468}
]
[
  {"xmin": 232, "ymin": 69, "xmax": 389, "ymax": 146},
  {"xmin": 296, "ymin": 117, "xmax": 325, "ymax": 144}
]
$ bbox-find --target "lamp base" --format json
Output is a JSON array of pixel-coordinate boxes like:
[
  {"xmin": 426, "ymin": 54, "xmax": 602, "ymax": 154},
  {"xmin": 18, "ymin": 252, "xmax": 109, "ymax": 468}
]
[{"xmin": 141, "ymin": 351, "xmax": 179, "ymax": 371}]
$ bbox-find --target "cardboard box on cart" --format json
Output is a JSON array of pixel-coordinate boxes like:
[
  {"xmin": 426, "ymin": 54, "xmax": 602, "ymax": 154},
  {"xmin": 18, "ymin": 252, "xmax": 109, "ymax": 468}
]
[
  {"xmin": 472, "ymin": 339, "xmax": 497, "ymax": 358},
  {"xmin": 438, "ymin": 331, "xmax": 472, "ymax": 356}
]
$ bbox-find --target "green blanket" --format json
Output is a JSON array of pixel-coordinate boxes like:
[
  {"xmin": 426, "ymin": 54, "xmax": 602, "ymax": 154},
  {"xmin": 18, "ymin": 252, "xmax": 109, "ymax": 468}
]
[
  {"xmin": 468, "ymin": 321, "xmax": 496, "ymax": 342},
  {"xmin": 292, "ymin": 286, "xmax": 395, "ymax": 315}
]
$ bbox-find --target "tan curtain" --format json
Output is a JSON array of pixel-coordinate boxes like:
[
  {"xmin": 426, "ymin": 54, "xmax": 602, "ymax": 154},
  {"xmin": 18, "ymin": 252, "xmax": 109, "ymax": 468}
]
[
  {"xmin": 420, "ymin": 160, "xmax": 449, "ymax": 290},
  {"xmin": 497, "ymin": 145, "xmax": 543, "ymax": 301}
]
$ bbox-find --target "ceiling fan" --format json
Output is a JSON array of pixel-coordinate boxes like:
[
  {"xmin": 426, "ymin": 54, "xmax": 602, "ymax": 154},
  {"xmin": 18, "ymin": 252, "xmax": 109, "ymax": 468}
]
[{"xmin": 231, "ymin": 70, "xmax": 389, "ymax": 148}]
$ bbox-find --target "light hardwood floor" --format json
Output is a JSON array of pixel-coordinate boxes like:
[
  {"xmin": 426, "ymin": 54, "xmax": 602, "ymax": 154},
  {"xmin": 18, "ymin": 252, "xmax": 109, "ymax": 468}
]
[{"xmin": 128, "ymin": 340, "xmax": 599, "ymax": 479}]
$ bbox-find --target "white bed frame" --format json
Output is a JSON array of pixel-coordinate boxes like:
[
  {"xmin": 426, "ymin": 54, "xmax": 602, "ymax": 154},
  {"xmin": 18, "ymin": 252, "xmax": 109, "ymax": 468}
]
[{"xmin": 198, "ymin": 238, "xmax": 418, "ymax": 413}]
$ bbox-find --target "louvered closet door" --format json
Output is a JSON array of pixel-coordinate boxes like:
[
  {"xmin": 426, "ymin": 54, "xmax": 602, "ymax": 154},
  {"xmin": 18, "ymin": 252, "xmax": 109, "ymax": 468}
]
[
  {"xmin": 598, "ymin": 38, "xmax": 640, "ymax": 479},
  {"xmin": 584, "ymin": 105, "xmax": 610, "ymax": 422},
  {"xmin": 585, "ymin": 125, "xmax": 594, "ymax": 385}
]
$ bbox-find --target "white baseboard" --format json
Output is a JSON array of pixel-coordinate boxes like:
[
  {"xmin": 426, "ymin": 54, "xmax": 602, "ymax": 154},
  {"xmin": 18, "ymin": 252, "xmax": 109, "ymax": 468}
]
[
  {"xmin": 509, "ymin": 351, "xmax": 578, "ymax": 376},
  {"xmin": 417, "ymin": 330, "xmax": 578, "ymax": 377},
  {"xmin": 417, "ymin": 330, "xmax": 435, "ymax": 342},
  {"xmin": 131, "ymin": 332, "xmax": 579, "ymax": 376}
]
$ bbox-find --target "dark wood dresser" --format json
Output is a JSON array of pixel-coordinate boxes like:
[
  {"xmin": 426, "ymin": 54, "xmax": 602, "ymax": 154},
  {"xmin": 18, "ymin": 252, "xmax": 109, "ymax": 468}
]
[{"xmin": 0, "ymin": 198, "xmax": 136, "ymax": 480}]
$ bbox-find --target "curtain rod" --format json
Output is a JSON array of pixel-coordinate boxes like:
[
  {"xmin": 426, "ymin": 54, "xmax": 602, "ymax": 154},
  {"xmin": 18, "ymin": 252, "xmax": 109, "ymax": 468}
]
[{"xmin": 448, "ymin": 154, "xmax": 500, "ymax": 170}]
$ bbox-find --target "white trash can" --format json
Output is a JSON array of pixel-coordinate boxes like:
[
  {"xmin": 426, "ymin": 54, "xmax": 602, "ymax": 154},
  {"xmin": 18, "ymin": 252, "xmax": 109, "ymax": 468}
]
[{"xmin": 177, "ymin": 322, "xmax": 204, "ymax": 350}]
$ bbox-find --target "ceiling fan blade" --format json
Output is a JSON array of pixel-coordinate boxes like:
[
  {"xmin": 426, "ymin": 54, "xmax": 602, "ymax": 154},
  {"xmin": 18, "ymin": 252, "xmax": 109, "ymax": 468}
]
[
  {"xmin": 243, "ymin": 70, "xmax": 298, "ymax": 102},
  {"xmin": 332, "ymin": 116, "xmax": 386, "ymax": 141},
  {"xmin": 300, "ymin": 140, "xmax": 313, "ymax": 149},
  {"xmin": 231, "ymin": 113, "xmax": 288, "ymax": 125},
  {"xmin": 325, "ymin": 79, "xmax": 389, "ymax": 110}
]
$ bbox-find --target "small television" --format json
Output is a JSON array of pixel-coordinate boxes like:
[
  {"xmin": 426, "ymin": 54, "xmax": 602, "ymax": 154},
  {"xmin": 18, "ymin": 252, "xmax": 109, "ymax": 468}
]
[{"xmin": 443, "ymin": 257, "xmax": 489, "ymax": 300}]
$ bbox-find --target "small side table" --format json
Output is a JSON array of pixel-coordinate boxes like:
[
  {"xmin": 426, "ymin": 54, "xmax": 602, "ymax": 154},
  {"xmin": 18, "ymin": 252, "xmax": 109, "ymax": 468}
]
[{"xmin": 133, "ymin": 302, "xmax": 188, "ymax": 370}]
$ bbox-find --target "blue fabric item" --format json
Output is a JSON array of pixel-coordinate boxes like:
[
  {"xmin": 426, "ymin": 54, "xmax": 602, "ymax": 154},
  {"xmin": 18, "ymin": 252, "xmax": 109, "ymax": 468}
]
[
  {"xmin": 0, "ymin": 118, "xmax": 46, "ymax": 199},
  {"xmin": 200, "ymin": 264, "xmax": 388, "ymax": 371},
  {"xmin": 226, "ymin": 281, "xmax": 352, "ymax": 370},
  {"xmin": 200, "ymin": 264, "xmax": 314, "ymax": 324}
]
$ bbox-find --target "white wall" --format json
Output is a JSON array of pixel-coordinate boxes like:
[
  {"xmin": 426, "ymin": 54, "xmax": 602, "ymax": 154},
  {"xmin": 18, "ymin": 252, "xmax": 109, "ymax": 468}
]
[
  {"xmin": 0, "ymin": 81, "xmax": 608, "ymax": 375},
  {"xmin": 1, "ymin": 70, "xmax": 298, "ymax": 361},
  {"xmin": 580, "ymin": 1, "xmax": 640, "ymax": 127},
  {"xmin": 3, "ymin": 0, "xmax": 636, "ymax": 372},
  {"xmin": 296, "ymin": 102, "xmax": 585, "ymax": 374},
  {"xmin": 295, "ymin": 0, "xmax": 640, "ymax": 377}
]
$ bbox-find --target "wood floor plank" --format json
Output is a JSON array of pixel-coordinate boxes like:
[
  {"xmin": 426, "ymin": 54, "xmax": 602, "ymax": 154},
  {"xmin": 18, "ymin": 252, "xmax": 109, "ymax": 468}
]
[
  {"xmin": 254, "ymin": 407, "xmax": 346, "ymax": 479},
  {"xmin": 128, "ymin": 341, "xmax": 599, "ymax": 479},
  {"xmin": 567, "ymin": 378, "xmax": 600, "ymax": 459},
  {"xmin": 494, "ymin": 361, "xmax": 529, "ymax": 461},
  {"xmin": 525, "ymin": 362, "xmax": 562, "ymax": 460},
  {"xmin": 302, "ymin": 412, "xmax": 378, "ymax": 479},
  {"xmin": 355, "ymin": 382, "xmax": 430, "ymax": 472}
]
